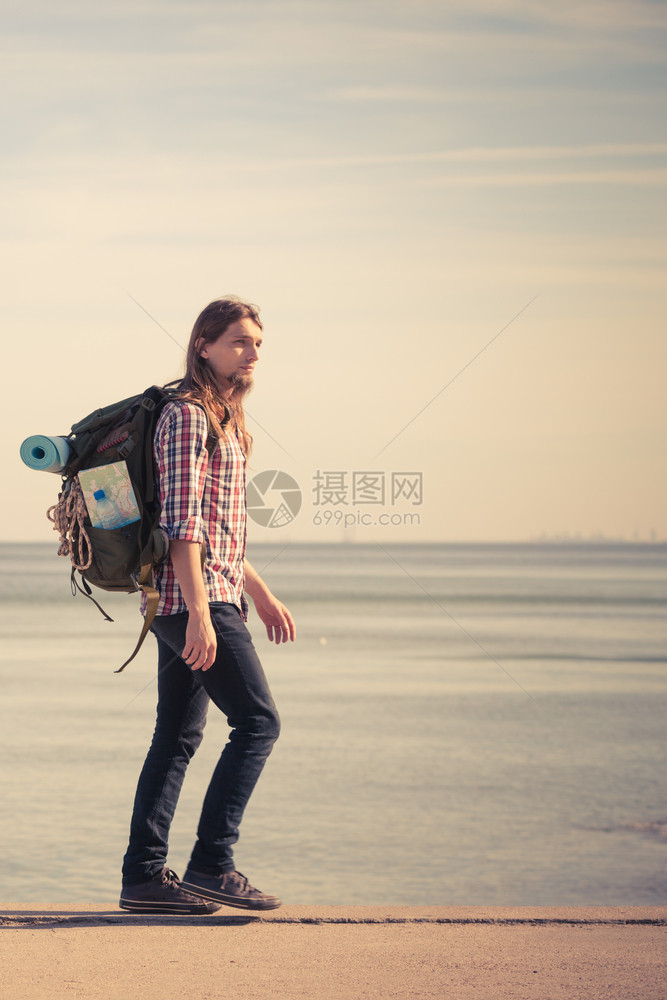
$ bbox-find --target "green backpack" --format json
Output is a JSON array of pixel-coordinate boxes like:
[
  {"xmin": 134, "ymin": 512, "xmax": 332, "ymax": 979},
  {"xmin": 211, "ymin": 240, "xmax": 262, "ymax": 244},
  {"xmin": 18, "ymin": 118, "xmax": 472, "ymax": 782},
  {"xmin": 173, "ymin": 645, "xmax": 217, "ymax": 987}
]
[{"xmin": 47, "ymin": 384, "xmax": 212, "ymax": 673}]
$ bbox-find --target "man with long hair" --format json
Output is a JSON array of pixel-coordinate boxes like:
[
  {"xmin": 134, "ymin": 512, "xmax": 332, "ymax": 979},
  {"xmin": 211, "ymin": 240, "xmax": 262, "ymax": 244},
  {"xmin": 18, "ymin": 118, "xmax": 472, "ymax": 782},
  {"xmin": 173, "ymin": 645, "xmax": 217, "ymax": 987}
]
[{"xmin": 119, "ymin": 297, "xmax": 295, "ymax": 914}]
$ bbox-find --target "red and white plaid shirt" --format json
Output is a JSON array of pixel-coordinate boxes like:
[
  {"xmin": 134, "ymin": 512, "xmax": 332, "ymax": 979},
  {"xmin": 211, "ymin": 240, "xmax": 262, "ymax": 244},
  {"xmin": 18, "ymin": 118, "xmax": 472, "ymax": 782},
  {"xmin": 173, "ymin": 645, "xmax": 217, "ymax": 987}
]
[{"xmin": 147, "ymin": 400, "xmax": 249, "ymax": 619}]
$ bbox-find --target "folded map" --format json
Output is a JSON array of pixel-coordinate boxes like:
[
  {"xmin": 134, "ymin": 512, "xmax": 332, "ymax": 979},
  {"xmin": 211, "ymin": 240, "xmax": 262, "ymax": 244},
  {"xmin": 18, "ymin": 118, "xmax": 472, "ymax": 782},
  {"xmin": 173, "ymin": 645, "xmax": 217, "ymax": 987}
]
[{"xmin": 78, "ymin": 460, "xmax": 141, "ymax": 529}]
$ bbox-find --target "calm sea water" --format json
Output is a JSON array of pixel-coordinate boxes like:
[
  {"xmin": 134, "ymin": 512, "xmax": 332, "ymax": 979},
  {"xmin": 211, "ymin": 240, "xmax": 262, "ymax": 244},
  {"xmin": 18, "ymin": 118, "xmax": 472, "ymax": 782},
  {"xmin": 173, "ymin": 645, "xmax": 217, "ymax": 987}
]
[{"xmin": 1, "ymin": 541, "xmax": 665, "ymax": 906}]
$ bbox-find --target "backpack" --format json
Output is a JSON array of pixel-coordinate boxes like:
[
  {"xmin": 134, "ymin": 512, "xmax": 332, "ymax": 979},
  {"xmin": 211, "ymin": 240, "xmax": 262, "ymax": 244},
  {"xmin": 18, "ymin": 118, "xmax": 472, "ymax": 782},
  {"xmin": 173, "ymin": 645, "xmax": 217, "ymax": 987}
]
[{"xmin": 47, "ymin": 384, "xmax": 212, "ymax": 673}]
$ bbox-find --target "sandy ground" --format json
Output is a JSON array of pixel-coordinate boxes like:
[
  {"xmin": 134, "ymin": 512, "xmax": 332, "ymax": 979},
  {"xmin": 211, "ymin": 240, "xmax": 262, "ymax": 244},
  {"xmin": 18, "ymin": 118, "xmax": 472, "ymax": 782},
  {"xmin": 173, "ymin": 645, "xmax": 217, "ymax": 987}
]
[{"xmin": 1, "ymin": 905, "xmax": 665, "ymax": 999}]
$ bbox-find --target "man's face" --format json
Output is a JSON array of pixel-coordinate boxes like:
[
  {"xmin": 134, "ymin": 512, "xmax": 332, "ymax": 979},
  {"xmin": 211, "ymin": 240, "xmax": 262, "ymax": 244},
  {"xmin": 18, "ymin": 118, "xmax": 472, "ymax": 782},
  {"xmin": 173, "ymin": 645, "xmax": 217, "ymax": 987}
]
[{"xmin": 199, "ymin": 317, "xmax": 262, "ymax": 391}]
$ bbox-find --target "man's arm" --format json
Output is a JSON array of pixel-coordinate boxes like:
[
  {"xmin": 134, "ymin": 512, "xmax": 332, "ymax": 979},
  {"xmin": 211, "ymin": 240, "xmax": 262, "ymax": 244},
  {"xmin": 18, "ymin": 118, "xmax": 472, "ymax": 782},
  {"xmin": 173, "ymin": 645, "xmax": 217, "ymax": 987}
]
[
  {"xmin": 155, "ymin": 403, "xmax": 216, "ymax": 671},
  {"xmin": 169, "ymin": 539, "xmax": 217, "ymax": 671},
  {"xmin": 244, "ymin": 558, "xmax": 296, "ymax": 644}
]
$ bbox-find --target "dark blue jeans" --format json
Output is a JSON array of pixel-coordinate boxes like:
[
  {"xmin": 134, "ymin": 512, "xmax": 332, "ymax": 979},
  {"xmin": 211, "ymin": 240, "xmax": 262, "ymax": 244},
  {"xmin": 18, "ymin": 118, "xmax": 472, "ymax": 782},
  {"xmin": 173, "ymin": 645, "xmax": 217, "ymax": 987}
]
[{"xmin": 122, "ymin": 602, "xmax": 280, "ymax": 885}]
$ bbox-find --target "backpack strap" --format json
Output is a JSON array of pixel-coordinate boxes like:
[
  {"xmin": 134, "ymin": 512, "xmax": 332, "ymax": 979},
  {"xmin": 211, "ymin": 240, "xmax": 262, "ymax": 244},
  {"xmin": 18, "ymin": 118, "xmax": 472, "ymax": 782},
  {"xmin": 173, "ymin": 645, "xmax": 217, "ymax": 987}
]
[
  {"xmin": 114, "ymin": 569, "xmax": 159, "ymax": 673},
  {"xmin": 114, "ymin": 538, "xmax": 207, "ymax": 673},
  {"xmin": 70, "ymin": 568, "xmax": 114, "ymax": 622}
]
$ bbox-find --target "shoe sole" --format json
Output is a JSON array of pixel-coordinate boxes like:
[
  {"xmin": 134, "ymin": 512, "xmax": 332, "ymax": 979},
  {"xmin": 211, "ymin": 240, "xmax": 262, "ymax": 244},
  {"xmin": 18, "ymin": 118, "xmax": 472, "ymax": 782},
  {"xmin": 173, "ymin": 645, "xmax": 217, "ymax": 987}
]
[
  {"xmin": 119, "ymin": 898, "xmax": 221, "ymax": 915},
  {"xmin": 180, "ymin": 880, "xmax": 282, "ymax": 910}
]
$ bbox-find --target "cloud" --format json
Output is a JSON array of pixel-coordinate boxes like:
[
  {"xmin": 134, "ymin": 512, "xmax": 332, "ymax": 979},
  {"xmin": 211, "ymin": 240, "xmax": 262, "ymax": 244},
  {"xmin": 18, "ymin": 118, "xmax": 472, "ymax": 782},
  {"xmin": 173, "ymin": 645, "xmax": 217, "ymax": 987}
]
[
  {"xmin": 421, "ymin": 168, "xmax": 667, "ymax": 188},
  {"xmin": 2, "ymin": 0, "xmax": 664, "ymax": 173},
  {"xmin": 248, "ymin": 142, "xmax": 667, "ymax": 170},
  {"xmin": 7, "ymin": 141, "xmax": 667, "ymax": 180},
  {"xmin": 478, "ymin": 0, "xmax": 667, "ymax": 32},
  {"xmin": 323, "ymin": 85, "xmax": 482, "ymax": 104}
]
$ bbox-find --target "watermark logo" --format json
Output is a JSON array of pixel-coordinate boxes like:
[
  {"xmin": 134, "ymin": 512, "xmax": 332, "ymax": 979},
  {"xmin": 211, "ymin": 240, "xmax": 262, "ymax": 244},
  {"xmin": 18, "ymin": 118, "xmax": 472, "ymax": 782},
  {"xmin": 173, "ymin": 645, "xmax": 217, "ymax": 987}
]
[
  {"xmin": 247, "ymin": 470, "xmax": 302, "ymax": 528},
  {"xmin": 312, "ymin": 471, "xmax": 423, "ymax": 508},
  {"xmin": 311, "ymin": 469, "xmax": 423, "ymax": 529},
  {"xmin": 247, "ymin": 469, "xmax": 423, "ymax": 529}
]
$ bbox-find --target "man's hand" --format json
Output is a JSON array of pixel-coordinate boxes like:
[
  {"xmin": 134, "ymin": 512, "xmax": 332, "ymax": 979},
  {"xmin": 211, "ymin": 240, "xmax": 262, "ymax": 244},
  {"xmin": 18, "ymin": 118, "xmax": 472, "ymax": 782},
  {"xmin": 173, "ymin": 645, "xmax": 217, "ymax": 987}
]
[
  {"xmin": 182, "ymin": 614, "xmax": 217, "ymax": 671},
  {"xmin": 244, "ymin": 557, "xmax": 296, "ymax": 644},
  {"xmin": 252, "ymin": 592, "xmax": 296, "ymax": 644}
]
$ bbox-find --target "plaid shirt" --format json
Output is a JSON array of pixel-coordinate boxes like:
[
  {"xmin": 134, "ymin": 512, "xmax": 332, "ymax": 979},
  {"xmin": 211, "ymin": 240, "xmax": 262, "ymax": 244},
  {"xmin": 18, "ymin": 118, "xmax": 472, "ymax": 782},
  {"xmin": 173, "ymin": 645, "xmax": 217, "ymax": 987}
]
[{"xmin": 148, "ymin": 400, "xmax": 249, "ymax": 619}]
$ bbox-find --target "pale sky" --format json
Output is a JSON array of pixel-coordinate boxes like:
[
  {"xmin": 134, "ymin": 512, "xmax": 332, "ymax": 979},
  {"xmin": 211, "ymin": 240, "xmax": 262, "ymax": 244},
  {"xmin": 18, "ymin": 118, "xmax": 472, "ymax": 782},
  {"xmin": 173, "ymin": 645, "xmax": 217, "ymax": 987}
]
[{"xmin": 3, "ymin": 0, "xmax": 666, "ymax": 542}]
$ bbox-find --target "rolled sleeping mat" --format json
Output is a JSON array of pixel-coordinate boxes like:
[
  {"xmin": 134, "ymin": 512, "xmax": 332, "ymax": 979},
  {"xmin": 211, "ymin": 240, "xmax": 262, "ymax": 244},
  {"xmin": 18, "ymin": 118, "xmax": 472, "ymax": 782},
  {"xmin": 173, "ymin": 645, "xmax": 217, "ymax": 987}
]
[{"xmin": 20, "ymin": 435, "xmax": 71, "ymax": 474}]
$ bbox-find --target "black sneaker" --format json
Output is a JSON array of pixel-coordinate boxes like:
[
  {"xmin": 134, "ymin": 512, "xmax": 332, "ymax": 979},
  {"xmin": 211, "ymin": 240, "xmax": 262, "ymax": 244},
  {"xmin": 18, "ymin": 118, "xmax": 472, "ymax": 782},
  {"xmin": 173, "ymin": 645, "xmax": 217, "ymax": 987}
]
[
  {"xmin": 119, "ymin": 867, "xmax": 222, "ymax": 914},
  {"xmin": 181, "ymin": 869, "xmax": 282, "ymax": 910}
]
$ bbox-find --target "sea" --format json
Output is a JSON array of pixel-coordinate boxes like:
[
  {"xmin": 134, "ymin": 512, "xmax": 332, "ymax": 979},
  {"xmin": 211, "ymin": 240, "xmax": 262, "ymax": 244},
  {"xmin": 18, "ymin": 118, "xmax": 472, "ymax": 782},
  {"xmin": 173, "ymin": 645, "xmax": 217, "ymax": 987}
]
[{"xmin": 1, "ymin": 540, "xmax": 665, "ymax": 906}]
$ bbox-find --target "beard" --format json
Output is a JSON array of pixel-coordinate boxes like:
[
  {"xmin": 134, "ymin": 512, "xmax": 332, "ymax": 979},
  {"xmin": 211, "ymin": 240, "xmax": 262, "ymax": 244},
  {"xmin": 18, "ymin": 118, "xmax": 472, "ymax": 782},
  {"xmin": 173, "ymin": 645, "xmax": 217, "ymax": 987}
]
[{"xmin": 229, "ymin": 371, "xmax": 254, "ymax": 394}]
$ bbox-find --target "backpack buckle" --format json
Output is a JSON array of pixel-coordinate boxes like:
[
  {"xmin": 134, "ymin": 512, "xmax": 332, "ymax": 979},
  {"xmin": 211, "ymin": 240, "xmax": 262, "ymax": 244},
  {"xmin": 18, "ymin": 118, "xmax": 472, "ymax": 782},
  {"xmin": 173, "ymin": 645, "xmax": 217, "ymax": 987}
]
[{"xmin": 141, "ymin": 397, "xmax": 156, "ymax": 412}]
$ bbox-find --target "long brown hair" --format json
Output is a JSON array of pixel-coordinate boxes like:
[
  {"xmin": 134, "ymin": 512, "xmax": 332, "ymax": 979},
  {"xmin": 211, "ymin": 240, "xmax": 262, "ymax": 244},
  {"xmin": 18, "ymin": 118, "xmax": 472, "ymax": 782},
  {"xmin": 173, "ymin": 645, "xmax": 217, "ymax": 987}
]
[{"xmin": 174, "ymin": 296, "xmax": 262, "ymax": 456}]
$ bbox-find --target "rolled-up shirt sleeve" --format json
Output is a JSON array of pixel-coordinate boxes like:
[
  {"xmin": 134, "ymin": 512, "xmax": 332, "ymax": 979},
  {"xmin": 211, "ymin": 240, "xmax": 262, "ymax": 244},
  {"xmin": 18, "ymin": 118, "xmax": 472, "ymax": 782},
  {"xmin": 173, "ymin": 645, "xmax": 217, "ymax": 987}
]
[{"xmin": 155, "ymin": 402, "xmax": 209, "ymax": 542}]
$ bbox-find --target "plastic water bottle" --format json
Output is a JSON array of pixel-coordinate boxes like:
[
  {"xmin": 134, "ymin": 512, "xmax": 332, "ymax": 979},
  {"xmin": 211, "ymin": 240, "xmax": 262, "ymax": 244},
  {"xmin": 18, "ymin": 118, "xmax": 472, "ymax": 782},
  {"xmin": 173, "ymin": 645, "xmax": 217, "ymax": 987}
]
[{"xmin": 92, "ymin": 489, "xmax": 125, "ymax": 529}]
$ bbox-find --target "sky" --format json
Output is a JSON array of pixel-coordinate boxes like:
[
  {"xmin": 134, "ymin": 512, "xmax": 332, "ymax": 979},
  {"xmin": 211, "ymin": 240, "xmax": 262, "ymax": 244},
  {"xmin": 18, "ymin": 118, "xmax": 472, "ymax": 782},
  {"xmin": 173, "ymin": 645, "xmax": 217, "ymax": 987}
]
[{"xmin": 3, "ymin": 0, "xmax": 666, "ymax": 543}]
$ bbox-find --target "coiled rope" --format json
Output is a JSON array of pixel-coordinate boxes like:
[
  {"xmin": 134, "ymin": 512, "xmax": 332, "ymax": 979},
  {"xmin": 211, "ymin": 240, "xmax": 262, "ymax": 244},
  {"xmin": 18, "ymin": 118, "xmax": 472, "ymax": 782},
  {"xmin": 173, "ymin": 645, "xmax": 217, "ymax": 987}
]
[{"xmin": 47, "ymin": 478, "xmax": 92, "ymax": 571}]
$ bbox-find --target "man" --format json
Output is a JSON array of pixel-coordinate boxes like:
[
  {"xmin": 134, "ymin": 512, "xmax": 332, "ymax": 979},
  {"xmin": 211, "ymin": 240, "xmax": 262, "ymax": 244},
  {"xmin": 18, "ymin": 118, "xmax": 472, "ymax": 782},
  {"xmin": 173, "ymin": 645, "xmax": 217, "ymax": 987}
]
[{"xmin": 120, "ymin": 297, "xmax": 295, "ymax": 914}]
